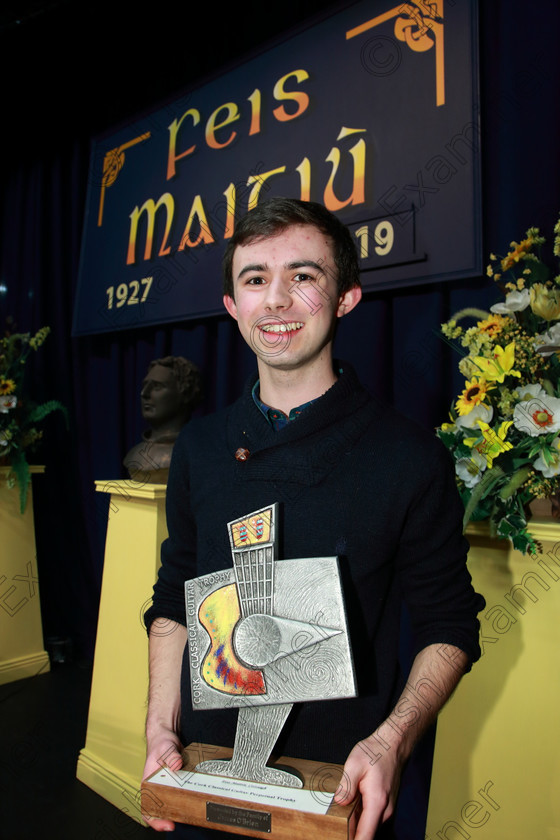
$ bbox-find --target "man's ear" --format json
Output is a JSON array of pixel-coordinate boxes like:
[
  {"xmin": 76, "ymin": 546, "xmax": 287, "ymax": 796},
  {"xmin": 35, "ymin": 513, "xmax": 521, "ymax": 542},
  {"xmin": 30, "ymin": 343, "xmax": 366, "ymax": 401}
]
[
  {"xmin": 223, "ymin": 294, "xmax": 238, "ymax": 321},
  {"xmin": 336, "ymin": 285, "xmax": 362, "ymax": 318}
]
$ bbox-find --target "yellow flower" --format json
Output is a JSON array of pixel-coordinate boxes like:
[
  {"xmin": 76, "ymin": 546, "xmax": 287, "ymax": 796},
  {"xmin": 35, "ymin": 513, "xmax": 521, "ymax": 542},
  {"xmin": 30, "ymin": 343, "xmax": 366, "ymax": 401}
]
[
  {"xmin": 455, "ymin": 378, "xmax": 493, "ymax": 416},
  {"xmin": 501, "ymin": 237, "xmax": 534, "ymax": 271},
  {"xmin": 440, "ymin": 422, "xmax": 456, "ymax": 432},
  {"xmin": 476, "ymin": 314, "xmax": 508, "ymax": 338},
  {"xmin": 464, "ymin": 420, "xmax": 514, "ymax": 468},
  {"xmin": 530, "ymin": 283, "xmax": 560, "ymax": 321},
  {"xmin": 471, "ymin": 342, "xmax": 521, "ymax": 383},
  {"xmin": 29, "ymin": 326, "xmax": 51, "ymax": 350},
  {"xmin": 0, "ymin": 378, "xmax": 16, "ymax": 395}
]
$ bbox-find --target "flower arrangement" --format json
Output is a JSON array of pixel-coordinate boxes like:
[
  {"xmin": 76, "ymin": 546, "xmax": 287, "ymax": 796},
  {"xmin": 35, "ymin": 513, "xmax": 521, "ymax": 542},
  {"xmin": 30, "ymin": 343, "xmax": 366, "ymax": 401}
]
[
  {"xmin": 437, "ymin": 215, "xmax": 560, "ymax": 554},
  {"xmin": 0, "ymin": 322, "xmax": 67, "ymax": 512}
]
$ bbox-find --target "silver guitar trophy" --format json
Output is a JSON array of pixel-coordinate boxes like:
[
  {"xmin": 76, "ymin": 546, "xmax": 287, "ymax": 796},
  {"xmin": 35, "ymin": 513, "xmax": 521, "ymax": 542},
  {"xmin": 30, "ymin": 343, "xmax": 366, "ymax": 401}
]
[{"xmin": 142, "ymin": 504, "xmax": 360, "ymax": 839}]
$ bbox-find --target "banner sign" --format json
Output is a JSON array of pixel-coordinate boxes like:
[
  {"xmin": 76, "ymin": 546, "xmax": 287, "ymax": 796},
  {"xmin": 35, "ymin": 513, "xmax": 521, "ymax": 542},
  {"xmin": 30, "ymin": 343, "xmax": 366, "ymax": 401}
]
[{"xmin": 73, "ymin": 0, "xmax": 480, "ymax": 335}]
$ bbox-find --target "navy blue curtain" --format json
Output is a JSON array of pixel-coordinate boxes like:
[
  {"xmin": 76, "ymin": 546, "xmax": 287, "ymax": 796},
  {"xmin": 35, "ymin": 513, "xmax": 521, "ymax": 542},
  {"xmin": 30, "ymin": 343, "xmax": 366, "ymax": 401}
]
[{"xmin": 1, "ymin": 0, "xmax": 560, "ymax": 660}]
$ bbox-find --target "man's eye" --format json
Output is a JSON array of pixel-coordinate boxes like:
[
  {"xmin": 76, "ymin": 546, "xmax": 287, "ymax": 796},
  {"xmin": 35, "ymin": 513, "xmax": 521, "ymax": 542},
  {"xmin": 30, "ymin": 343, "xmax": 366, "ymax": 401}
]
[
  {"xmin": 293, "ymin": 273, "xmax": 314, "ymax": 283},
  {"xmin": 247, "ymin": 277, "xmax": 265, "ymax": 285}
]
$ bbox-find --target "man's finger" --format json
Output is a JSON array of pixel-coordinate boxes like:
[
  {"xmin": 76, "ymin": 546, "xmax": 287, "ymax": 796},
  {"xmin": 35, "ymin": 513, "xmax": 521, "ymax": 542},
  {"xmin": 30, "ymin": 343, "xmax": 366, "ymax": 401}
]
[
  {"xmin": 161, "ymin": 750, "xmax": 183, "ymax": 771},
  {"xmin": 354, "ymin": 790, "xmax": 383, "ymax": 840},
  {"xmin": 142, "ymin": 814, "xmax": 176, "ymax": 832},
  {"xmin": 334, "ymin": 769, "xmax": 356, "ymax": 805}
]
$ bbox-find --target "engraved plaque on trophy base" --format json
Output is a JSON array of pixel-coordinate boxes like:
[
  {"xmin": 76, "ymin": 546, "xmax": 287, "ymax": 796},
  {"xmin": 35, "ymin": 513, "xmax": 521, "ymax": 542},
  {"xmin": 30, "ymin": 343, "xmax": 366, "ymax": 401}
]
[{"xmin": 142, "ymin": 743, "xmax": 360, "ymax": 839}]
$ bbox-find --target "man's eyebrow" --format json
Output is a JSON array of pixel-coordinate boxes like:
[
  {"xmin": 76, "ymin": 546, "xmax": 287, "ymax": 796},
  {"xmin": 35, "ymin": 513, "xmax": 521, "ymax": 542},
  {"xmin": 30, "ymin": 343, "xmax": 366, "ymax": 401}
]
[
  {"xmin": 285, "ymin": 260, "xmax": 326, "ymax": 274},
  {"xmin": 236, "ymin": 263, "xmax": 268, "ymax": 280}
]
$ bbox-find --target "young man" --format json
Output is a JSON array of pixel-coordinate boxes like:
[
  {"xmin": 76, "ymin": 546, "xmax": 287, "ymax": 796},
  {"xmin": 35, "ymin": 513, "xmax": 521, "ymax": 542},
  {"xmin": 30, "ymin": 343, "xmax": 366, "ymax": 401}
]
[{"xmin": 143, "ymin": 198, "xmax": 483, "ymax": 839}]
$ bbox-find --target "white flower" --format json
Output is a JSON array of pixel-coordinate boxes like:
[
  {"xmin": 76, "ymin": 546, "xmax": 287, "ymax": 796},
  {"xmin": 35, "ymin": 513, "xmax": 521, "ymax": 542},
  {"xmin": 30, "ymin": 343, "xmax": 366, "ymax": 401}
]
[
  {"xmin": 455, "ymin": 450, "xmax": 487, "ymax": 488},
  {"xmin": 513, "ymin": 393, "xmax": 560, "ymax": 436},
  {"xmin": 515, "ymin": 384, "xmax": 546, "ymax": 400},
  {"xmin": 456, "ymin": 402, "xmax": 493, "ymax": 429},
  {"xmin": 534, "ymin": 438, "xmax": 560, "ymax": 477},
  {"xmin": 490, "ymin": 289, "xmax": 530, "ymax": 313},
  {"xmin": 0, "ymin": 395, "xmax": 17, "ymax": 413},
  {"xmin": 534, "ymin": 323, "xmax": 560, "ymax": 357}
]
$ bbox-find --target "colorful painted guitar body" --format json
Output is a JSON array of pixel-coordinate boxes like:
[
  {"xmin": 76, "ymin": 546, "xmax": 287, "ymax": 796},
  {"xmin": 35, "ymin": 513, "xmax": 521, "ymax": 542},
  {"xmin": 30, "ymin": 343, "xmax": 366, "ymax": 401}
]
[
  {"xmin": 198, "ymin": 507, "xmax": 274, "ymax": 697},
  {"xmin": 199, "ymin": 584, "xmax": 266, "ymax": 695}
]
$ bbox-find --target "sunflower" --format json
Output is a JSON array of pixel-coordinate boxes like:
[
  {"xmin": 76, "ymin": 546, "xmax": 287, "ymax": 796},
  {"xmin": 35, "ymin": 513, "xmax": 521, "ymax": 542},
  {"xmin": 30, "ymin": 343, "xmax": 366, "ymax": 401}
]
[
  {"xmin": 476, "ymin": 314, "xmax": 508, "ymax": 338},
  {"xmin": 455, "ymin": 378, "xmax": 492, "ymax": 416},
  {"xmin": 0, "ymin": 378, "xmax": 16, "ymax": 395}
]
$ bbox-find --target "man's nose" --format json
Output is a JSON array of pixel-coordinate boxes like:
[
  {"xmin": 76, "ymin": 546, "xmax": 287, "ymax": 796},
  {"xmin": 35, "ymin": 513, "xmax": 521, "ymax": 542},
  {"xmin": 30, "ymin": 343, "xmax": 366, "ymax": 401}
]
[
  {"xmin": 263, "ymin": 277, "xmax": 292, "ymax": 310},
  {"xmin": 141, "ymin": 383, "xmax": 152, "ymax": 397}
]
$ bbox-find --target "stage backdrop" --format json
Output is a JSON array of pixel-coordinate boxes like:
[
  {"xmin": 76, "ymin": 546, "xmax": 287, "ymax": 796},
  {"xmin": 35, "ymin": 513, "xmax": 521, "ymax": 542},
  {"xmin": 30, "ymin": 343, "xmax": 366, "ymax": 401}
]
[{"xmin": 73, "ymin": 0, "xmax": 480, "ymax": 336}]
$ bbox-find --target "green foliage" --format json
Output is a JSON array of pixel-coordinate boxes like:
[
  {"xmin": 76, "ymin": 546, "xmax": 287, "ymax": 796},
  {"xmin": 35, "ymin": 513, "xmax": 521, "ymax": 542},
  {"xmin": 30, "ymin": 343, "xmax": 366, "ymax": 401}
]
[
  {"xmin": 8, "ymin": 449, "xmax": 31, "ymax": 514},
  {"xmin": 0, "ymin": 323, "xmax": 67, "ymax": 513},
  {"xmin": 27, "ymin": 400, "xmax": 69, "ymax": 427}
]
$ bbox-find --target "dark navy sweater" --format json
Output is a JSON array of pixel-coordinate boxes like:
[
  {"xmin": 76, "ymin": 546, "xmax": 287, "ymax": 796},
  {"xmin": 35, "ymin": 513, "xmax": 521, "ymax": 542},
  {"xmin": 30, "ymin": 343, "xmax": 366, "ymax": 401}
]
[{"xmin": 145, "ymin": 363, "xmax": 483, "ymax": 764}]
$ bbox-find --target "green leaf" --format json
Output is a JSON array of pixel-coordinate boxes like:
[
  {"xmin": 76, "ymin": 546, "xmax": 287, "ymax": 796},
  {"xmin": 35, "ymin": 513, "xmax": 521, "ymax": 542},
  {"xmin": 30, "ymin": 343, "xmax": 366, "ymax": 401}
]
[
  {"xmin": 525, "ymin": 259, "xmax": 550, "ymax": 285},
  {"xmin": 542, "ymin": 378, "xmax": 555, "ymax": 397},
  {"xmin": 437, "ymin": 430, "xmax": 458, "ymax": 448},
  {"xmin": 8, "ymin": 449, "xmax": 31, "ymax": 513},
  {"xmin": 511, "ymin": 532, "xmax": 530, "ymax": 553},
  {"xmin": 511, "ymin": 530, "xmax": 539, "ymax": 555},
  {"xmin": 499, "ymin": 465, "xmax": 533, "ymax": 499},
  {"xmin": 27, "ymin": 400, "xmax": 68, "ymax": 427},
  {"xmin": 455, "ymin": 442, "xmax": 474, "ymax": 459},
  {"xmin": 463, "ymin": 466, "xmax": 505, "ymax": 530}
]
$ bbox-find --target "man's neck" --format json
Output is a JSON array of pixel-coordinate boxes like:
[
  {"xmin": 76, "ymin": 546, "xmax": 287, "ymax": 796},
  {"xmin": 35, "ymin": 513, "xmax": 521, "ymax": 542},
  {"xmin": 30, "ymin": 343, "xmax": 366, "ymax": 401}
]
[{"xmin": 256, "ymin": 357, "xmax": 338, "ymax": 416}]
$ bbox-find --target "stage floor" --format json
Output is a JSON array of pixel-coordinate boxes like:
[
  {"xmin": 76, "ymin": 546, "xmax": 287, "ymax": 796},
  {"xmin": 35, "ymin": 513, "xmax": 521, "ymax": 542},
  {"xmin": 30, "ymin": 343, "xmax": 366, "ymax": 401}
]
[{"xmin": 0, "ymin": 659, "xmax": 147, "ymax": 840}]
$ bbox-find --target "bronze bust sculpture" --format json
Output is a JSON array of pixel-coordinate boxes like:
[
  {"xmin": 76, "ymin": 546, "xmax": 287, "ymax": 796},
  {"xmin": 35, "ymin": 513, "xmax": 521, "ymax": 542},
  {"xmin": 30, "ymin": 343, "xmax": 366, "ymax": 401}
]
[{"xmin": 123, "ymin": 356, "xmax": 203, "ymax": 484}]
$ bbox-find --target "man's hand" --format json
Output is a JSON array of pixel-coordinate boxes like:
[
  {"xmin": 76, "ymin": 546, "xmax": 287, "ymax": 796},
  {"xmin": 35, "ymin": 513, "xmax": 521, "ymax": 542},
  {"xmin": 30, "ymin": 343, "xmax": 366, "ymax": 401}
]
[
  {"xmin": 334, "ymin": 729, "xmax": 403, "ymax": 840},
  {"xmin": 143, "ymin": 619, "xmax": 188, "ymax": 832},
  {"xmin": 142, "ymin": 727, "xmax": 184, "ymax": 832},
  {"xmin": 334, "ymin": 643, "xmax": 469, "ymax": 839}
]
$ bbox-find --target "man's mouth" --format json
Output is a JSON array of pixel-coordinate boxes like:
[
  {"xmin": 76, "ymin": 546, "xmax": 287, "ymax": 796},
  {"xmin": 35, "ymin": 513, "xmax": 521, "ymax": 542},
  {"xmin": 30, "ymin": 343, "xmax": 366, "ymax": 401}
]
[{"xmin": 259, "ymin": 322, "xmax": 304, "ymax": 334}]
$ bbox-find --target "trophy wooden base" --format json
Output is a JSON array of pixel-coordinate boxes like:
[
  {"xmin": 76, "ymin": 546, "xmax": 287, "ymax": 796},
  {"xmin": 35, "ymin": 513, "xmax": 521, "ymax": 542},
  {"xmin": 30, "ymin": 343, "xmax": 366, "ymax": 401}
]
[{"xmin": 142, "ymin": 743, "xmax": 360, "ymax": 839}]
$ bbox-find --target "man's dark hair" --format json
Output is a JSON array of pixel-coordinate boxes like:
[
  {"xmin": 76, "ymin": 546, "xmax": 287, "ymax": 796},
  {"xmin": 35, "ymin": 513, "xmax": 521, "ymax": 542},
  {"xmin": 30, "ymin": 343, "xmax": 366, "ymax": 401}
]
[
  {"xmin": 148, "ymin": 356, "xmax": 203, "ymax": 414},
  {"xmin": 222, "ymin": 198, "xmax": 361, "ymax": 298}
]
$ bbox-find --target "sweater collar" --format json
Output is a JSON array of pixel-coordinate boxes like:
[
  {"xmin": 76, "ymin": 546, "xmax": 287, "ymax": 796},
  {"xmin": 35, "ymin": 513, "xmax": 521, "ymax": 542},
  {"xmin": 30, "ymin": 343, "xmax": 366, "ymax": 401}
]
[
  {"xmin": 251, "ymin": 378, "xmax": 321, "ymax": 429},
  {"xmin": 227, "ymin": 362, "xmax": 379, "ymax": 478}
]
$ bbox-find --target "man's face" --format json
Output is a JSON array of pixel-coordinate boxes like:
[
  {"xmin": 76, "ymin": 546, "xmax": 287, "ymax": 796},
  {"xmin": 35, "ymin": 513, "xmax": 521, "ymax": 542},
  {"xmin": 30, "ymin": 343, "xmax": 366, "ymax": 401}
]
[
  {"xmin": 224, "ymin": 225, "xmax": 360, "ymax": 373},
  {"xmin": 140, "ymin": 364, "xmax": 183, "ymax": 426}
]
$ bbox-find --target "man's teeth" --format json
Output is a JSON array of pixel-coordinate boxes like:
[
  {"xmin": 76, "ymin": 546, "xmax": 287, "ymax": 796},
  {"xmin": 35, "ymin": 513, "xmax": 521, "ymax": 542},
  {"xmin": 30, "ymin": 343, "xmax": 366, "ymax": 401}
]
[{"xmin": 261, "ymin": 322, "xmax": 304, "ymax": 333}]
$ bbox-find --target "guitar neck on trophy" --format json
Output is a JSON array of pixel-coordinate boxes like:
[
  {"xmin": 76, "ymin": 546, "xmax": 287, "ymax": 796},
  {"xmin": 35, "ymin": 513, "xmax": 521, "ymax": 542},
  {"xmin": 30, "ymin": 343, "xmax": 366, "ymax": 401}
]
[{"xmin": 142, "ymin": 504, "xmax": 360, "ymax": 838}]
